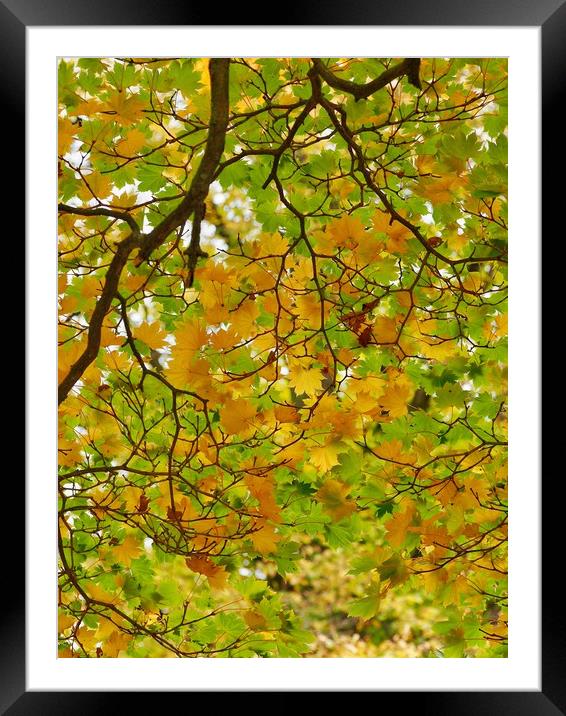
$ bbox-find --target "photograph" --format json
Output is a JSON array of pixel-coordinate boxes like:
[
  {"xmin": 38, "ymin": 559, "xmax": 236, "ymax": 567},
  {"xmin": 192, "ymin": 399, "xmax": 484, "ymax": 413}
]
[{"xmin": 57, "ymin": 55, "xmax": 509, "ymax": 659}]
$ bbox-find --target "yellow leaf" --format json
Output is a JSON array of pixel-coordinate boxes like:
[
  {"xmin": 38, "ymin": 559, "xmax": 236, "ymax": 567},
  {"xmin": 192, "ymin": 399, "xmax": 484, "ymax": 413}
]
[
  {"xmin": 74, "ymin": 98, "xmax": 104, "ymax": 117},
  {"xmin": 315, "ymin": 478, "xmax": 355, "ymax": 521},
  {"xmin": 244, "ymin": 474, "xmax": 281, "ymax": 522},
  {"xmin": 230, "ymin": 299, "xmax": 260, "ymax": 337},
  {"xmin": 372, "ymin": 316, "xmax": 398, "ymax": 344},
  {"xmin": 377, "ymin": 439, "xmax": 414, "ymax": 464},
  {"xmin": 103, "ymin": 629, "xmax": 132, "ymax": 657},
  {"xmin": 296, "ymin": 293, "xmax": 329, "ymax": 329},
  {"xmin": 75, "ymin": 627, "xmax": 100, "ymax": 654},
  {"xmin": 274, "ymin": 405, "xmax": 300, "ymax": 424},
  {"xmin": 210, "ymin": 325, "xmax": 239, "ymax": 350},
  {"xmin": 79, "ymin": 277, "xmax": 103, "ymax": 299},
  {"xmin": 287, "ymin": 362, "xmax": 323, "ymax": 397},
  {"xmin": 385, "ymin": 503, "xmax": 416, "ymax": 548},
  {"xmin": 104, "ymin": 91, "xmax": 145, "ymax": 125},
  {"xmin": 172, "ymin": 318, "xmax": 209, "ymax": 354},
  {"xmin": 372, "ymin": 211, "xmax": 412, "ymax": 254},
  {"xmin": 309, "ymin": 442, "xmax": 341, "ymax": 474},
  {"xmin": 256, "ymin": 231, "xmax": 289, "ymax": 256},
  {"xmin": 244, "ymin": 610, "xmax": 268, "ymax": 630},
  {"xmin": 85, "ymin": 582, "xmax": 122, "ymax": 606},
  {"xmin": 327, "ymin": 215, "xmax": 367, "ymax": 249},
  {"xmin": 103, "ymin": 349, "xmax": 132, "ymax": 372},
  {"xmin": 112, "ymin": 534, "xmax": 142, "ymax": 567},
  {"xmin": 415, "ymin": 173, "xmax": 467, "ymax": 205},
  {"xmin": 117, "ymin": 128, "xmax": 147, "ymax": 156},
  {"xmin": 58, "ymin": 117, "xmax": 76, "ymax": 155},
  {"xmin": 378, "ymin": 381, "xmax": 414, "ymax": 418},
  {"xmin": 250, "ymin": 520, "xmax": 280, "ymax": 554},
  {"xmin": 100, "ymin": 325, "xmax": 122, "ymax": 347},
  {"xmin": 133, "ymin": 321, "xmax": 167, "ymax": 350},
  {"xmin": 79, "ymin": 172, "xmax": 113, "ymax": 201},
  {"xmin": 220, "ymin": 398, "xmax": 256, "ymax": 436},
  {"xmin": 58, "ymin": 612, "xmax": 76, "ymax": 633},
  {"xmin": 165, "ymin": 356, "xmax": 211, "ymax": 393}
]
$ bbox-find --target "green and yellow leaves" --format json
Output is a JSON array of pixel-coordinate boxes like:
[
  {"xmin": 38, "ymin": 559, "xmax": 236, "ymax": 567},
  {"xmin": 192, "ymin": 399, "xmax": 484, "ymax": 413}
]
[
  {"xmin": 315, "ymin": 478, "xmax": 355, "ymax": 521},
  {"xmin": 347, "ymin": 575, "xmax": 382, "ymax": 620},
  {"xmin": 58, "ymin": 55, "xmax": 507, "ymax": 659}
]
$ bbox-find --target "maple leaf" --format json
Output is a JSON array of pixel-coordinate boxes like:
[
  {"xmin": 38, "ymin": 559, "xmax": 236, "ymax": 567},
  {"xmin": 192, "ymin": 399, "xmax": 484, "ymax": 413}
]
[
  {"xmin": 165, "ymin": 356, "xmax": 211, "ymax": 393},
  {"xmin": 103, "ymin": 630, "xmax": 132, "ymax": 657},
  {"xmin": 133, "ymin": 321, "xmax": 167, "ymax": 350},
  {"xmin": 112, "ymin": 534, "xmax": 142, "ymax": 567},
  {"xmin": 347, "ymin": 575, "xmax": 382, "ymax": 620},
  {"xmin": 274, "ymin": 405, "xmax": 300, "ymax": 424},
  {"xmin": 415, "ymin": 173, "xmax": 467, "ymax": 205},
  {"xmin": 220, "ymin": 398, "xmax": 257, "ymax": 435},
  {"xmin": 245, "ymin": 473, "xmax": 282, "ymax": 522},
  {"xmin": 385, "ymin": 503, "xmax": 417, "ymax": 548},
  {"xmin": 287, "ymin": 363, "xmax": 323, "ymax": 397},
  {"xmin": 250, "ymin": 520, "xmax": 280, "ymax": 554},
  {"xmin": 186, "ymin": 556, "xmax": 228, "ymax": 590},
  {"xmin": 103, "ymin": 91, "xmax": 145, "ymax": 125},
  {"xmin": 357, "ymin": 325, "xmax": 373, "ymax": 347},
  {"xmin": 173, "ymin": 318, "xmax": 209, "ymax": 354},
  {"xmin": 378, "ymin": 381, "xmax": 414, "ymax": 418},
  {"xmin": 372, "ymin": 316, "xmax": 398, "ymax": 344},
  {"xmin": 136, "ymin": 494, "xmax": 150, "ymax": 514},
  {"xmin": 117, "ymin": 128, "xmax": 147, "ymax": 156},
  {"xmin": 327, "ymin": 215, "xmax": 367, "ymax": 248},
  {"xmin": 58, "ymin": 613, "xmax": 76, "ymax": 633},
  {"xmin": 257, "ymin": 231, "xmax": 289, "ymax": 256},
  {"xmin": 309, "ymin": 442, "xmax": 341, "ymax": 474},
  {"xmin": 75, "ymin": 627, "xmax": 100, "ymax": 654},
  {"xmin": 377, "ymin": 439, "xmax": 413, "ymax": 465},
  {"xmin": 85, "ymin": 582, "xmax": 122, "ymax": 606},
  {"xmin": 230, "ymin": 299, "xmax": 260, "ymax": 337},
  {"xmin": 315, "ymin": 478, "xmax": 355, "ymax": 521},
  {"xmin": 58, "ymin": 117, "xmax": 76, "ymax": 155},
  {"xmin": 78, "ymin": 172, "xmax": 112, "ymax": 201},
  {"xmin": 372, "ymin": 211, "xmax": 411, "ymax": 254},
  {"xmin": 74, "ymin": 97, "xmax": 104, "ymax": 117},
  {"xmin": 244, "ymin": 610, "xmax": 269, "ymax": 630}
]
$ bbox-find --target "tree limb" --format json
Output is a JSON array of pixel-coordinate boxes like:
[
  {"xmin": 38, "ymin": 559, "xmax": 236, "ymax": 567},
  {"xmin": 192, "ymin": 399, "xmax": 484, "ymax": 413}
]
[
  {"xmin": 311, "ymin": 58, "xmax": 421, "ymax": 100},
  {"xmin": 137, "ymin": 58, "xmax": 230, "ymax": 263},
  {"xmin": 57, "ymin": 233, "xmax": 142, "ymax": 404},
  {"xmin": 58, "ymin": 203, "xmax": 141, "ymax": 236},
  {"xmin": 58, "ymin": 58, "xmax": 231, "ymax": 405}
]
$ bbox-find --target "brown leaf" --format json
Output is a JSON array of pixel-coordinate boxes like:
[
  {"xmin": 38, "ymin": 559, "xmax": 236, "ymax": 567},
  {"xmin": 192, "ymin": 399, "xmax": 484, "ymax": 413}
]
[
  {"xmin": 137, "ymin": 494, "xmax": 150, "ymax": 514},
  {"xmin": 358, "ymin": 325, "xmax": 373, "ymax": 347}
]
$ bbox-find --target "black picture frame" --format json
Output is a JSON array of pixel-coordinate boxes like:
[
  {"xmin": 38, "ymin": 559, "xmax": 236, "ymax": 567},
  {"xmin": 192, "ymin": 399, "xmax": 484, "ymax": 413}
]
[{"xmin": 9, "ymin": 1, "xmax": 554, "ymax": 712}]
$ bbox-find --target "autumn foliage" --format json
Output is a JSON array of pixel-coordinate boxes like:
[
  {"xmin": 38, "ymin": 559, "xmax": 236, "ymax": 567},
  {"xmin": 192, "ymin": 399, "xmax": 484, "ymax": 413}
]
[{"xmin": 58, "ymin": 57, "xmax": 508, "ymax": 657}]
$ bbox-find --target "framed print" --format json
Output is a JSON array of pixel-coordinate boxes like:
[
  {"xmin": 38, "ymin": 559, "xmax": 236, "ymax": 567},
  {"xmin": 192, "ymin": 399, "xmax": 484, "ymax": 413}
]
[{"xmin": 7, "ymin": 0, "xmax": 555, "ymax": 711}]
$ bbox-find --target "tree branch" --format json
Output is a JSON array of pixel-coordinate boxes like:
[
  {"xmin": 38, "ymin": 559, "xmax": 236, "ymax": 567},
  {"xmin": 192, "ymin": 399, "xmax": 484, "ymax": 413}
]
[
  {"xmin": 311, "ymin": 58, "xmax": 421, "ymax": 100},
  {"xmin": 58, "ymin": 58, "xmax": 231, "ymax": 405},
  {"xmin": 57, "ymin": 233, "xmax": 141, "ymax": 404},
  {"xmin": 58, "ymin": 203, "xmax": 141, "ymax": 236},
  {"xmin": 137, "ymin": 58, "xmax": 230, "ymax": 263}
]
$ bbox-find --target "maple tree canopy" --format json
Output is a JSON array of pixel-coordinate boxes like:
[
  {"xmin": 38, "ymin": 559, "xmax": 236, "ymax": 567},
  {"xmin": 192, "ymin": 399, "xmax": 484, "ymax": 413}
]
[{"xmin": 58, "ymin": 57, "xmax": 508, "ymax": 658}]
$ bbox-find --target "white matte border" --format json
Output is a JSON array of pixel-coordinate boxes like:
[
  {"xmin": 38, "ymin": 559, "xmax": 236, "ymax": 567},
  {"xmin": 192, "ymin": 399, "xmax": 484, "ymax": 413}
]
[{"xmin": 27, "ymin": 26, "xmax": 540, "ymax": 691}]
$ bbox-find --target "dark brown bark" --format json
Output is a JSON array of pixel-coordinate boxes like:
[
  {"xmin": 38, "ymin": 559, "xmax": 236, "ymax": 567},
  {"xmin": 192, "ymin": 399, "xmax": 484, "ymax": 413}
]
[
  {"xmin": 58, "ymin": 58, "xmax": 231, "ymax": 405},
  {"xmin": 311, "ymin": 58, "xmax": 421, "ymax": 100}
]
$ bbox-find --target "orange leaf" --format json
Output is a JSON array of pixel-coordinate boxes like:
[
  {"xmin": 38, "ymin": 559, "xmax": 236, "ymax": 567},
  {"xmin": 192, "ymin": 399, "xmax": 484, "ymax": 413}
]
[
  {"xmin": 316, "ymin": 478, "xmax": 355, "ymax": 521},
  {"xmin": 250, "ymin": 520, "xmax": 280, "ymax": 554},
  {"xmin": 185, "ymin": 556, "xmax": 228, "ymax": 590}
]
